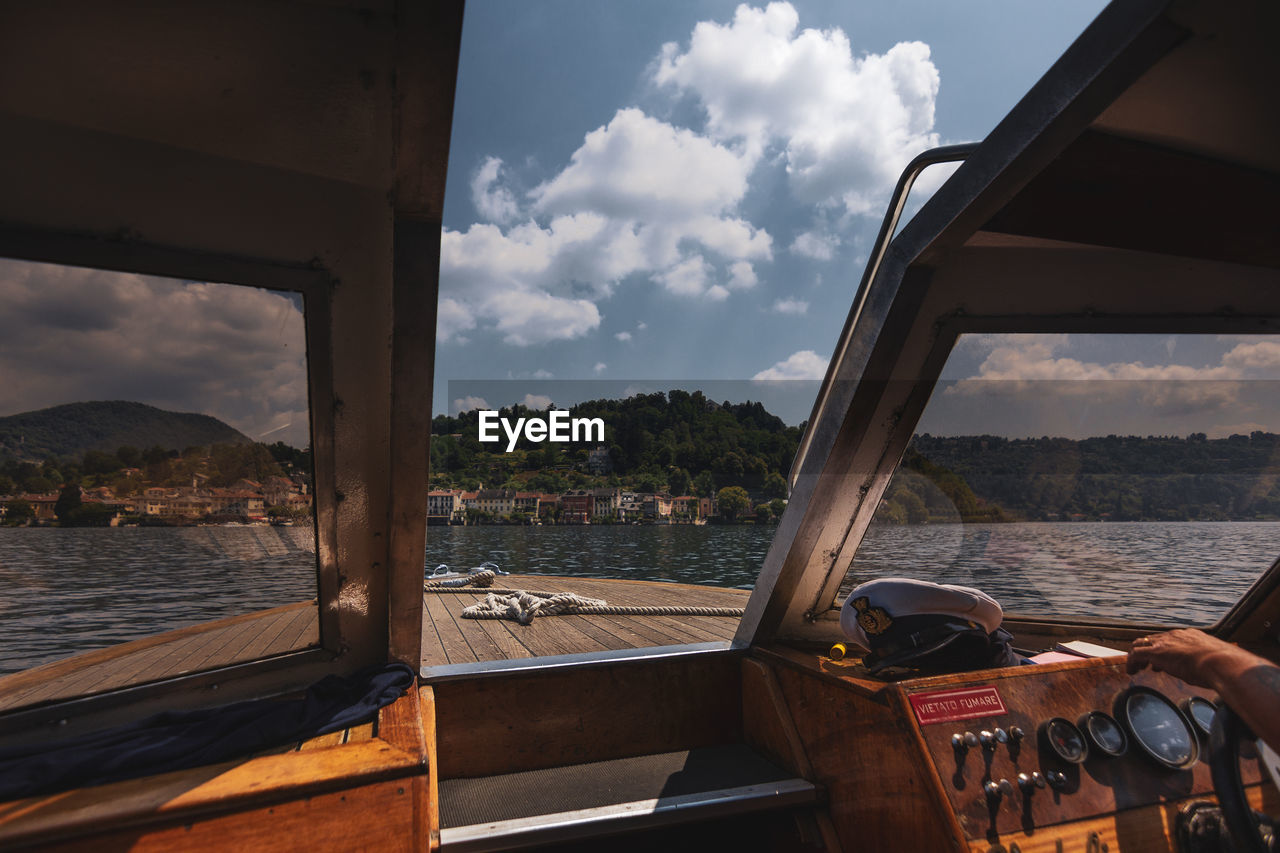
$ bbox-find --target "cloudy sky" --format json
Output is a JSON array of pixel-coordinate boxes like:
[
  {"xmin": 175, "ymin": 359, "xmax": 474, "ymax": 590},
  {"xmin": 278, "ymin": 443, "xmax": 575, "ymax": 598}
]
[
  {"xmin": 11, "ymin": 2, "xmax": 1274, "ymax": 448},
  {"xmin": 0, "ymin": 260, "xmax": 310, "ymax": 448},
  {"xmin": 435, "ymin": 0, "xmax": 1111, "ymax": 421}
]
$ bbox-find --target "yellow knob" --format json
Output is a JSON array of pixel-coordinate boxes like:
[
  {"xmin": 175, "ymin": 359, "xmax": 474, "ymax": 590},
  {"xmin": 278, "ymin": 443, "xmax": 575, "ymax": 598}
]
[{"xmin": 829, "ymin": 642, "xmax": 847, "ymax": 661}]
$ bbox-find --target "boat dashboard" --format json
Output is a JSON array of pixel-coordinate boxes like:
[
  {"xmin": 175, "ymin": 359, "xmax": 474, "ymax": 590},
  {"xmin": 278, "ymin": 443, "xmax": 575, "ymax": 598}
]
[
  {"xmin": 912, "ymin": 659, "xmax": 1270, "ymax": 847},
  {"xmin": 755, "ymin": 646, "xmax": 1278, "ymax": 852}
]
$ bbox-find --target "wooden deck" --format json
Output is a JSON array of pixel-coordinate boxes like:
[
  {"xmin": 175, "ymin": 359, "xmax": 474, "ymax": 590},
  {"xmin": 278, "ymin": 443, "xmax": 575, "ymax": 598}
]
[
  {"xmin": 0, "ymin": 601, "xmax": 319, "ymax": 713},
  {"xmin": 0, "ymin": 577, "xmax": 747, "ymax": 713},
  {"xmin": 421, "ymin": 575, "xmax": 750, "ymax": 667}
]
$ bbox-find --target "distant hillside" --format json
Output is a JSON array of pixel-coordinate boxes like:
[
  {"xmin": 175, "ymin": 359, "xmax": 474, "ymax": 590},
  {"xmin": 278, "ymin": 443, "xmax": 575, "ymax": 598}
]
[
  {"xmin": 0, "ymin": 401, "xmax": 251, "ymax": 463},
  {"xmin": 911, "ymin": 432, "xmax": 1280, "ymax": 521}
]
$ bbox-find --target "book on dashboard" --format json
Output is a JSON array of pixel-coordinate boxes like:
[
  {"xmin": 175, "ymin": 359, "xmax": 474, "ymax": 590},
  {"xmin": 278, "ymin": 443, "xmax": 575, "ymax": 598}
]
[{"xmin": 1054, "ymin": 640, "xmax": 1126, "ymax": 658}]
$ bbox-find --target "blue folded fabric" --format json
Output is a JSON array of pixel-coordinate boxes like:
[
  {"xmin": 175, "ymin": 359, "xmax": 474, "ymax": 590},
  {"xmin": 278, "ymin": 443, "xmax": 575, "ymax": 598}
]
[{"xmin": 0, "ymin": 661, "xmax": 416, "ymax": 801}]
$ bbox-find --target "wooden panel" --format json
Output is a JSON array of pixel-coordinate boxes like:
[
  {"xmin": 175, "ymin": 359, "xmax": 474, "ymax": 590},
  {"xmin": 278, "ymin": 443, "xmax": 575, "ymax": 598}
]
[
  {"xmin": 741, "ymin": 658, "xmax": 814, "ymax": 779},
  {"xmin": 0, "ymin": 687, "xmax": 428, "ymax": 850},
  {"xmin": 905, "ymin": 658, "xmax": 1267, "ymax": 840},
  {"xmin": 767, "ymin": 657, "xmax": 966, "ymax": 853},
  {"xmin": 966, "ymin": 783, "xmax": 1280, "ymax": 853},
  {"xmin": 420, "ymin": 687, "xmax": 440, "ymax": 852},
  {"xmin": 433, "ymin": 654, "xmax": 743, "ymax": 779},
  {"xmin": 24, "ymin": 778, "xmax": 420, "ymax": 853}
]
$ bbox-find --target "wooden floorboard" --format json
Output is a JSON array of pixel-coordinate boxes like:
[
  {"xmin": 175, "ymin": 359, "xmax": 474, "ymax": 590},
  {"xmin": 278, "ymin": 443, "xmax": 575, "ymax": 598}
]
[
  {"xmin": 0, "ymin": 602, "xmax": 319, "ymax": 713},
  {"xmin": 421, "ymin": 576, "xmax": 749, "ymax": 667},
  {"xmin": 0, "ymin": 577, "xmax": 746, "ymax": 713}
]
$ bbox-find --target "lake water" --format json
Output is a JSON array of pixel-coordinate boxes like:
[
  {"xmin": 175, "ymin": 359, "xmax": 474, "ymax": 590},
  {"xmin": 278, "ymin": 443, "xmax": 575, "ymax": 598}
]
[{"xmin": 2, "ymin": 522, "xmax": 1277, "ymax": 674}]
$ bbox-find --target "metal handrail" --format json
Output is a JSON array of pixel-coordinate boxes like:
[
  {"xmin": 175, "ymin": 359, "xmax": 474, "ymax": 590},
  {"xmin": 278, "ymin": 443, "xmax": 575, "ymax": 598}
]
[{"xmin": 787, "ymin": 143, "xmax": 979, "ymax": 488}]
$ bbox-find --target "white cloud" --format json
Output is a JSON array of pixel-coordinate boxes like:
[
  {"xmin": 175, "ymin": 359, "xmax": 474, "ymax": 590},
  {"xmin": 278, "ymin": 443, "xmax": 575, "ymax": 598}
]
[
  {"xmin": 727, "ymin": 261, "xmax": 758, "ymax": 290},
  {"xmin": 532, "ymin": 108, "xmax": 752, "ymax": 222},
  {"xmin": 440, "ymin": 2, "xmax": 944, "ymax": 348},
  {"xmin": 485, "ymin": 289, "xmax": 601, "ymax": 347},
  {"xmin": 521, "ymin": 394, "xmax": 554, "ymax": 410},
  {"xmin": 532, "ymin": 369, "xmax": 555, "ymax": 379},
  {"xmin": 440, "ymin": 111, "xmax": 774, "ymax": 343},
  {"xmin": 615, "ymin": 331, "xmax": 632, "ymax": 342},
  {"xmin": 593, "ymin": 362, "xmax": 607, "ymax": 375},
  {"xmin": 753, "ymin": 349, "xmax": 829, "ymax": 380},
  {"xmin": 945, "ymin": 334, "xmax": 1280, "ymax": 422},
  {"xmin": 1222, "ymin": 340, "xmax": 1280, "ymax": 371},
  {"xmin": 436, "ymin": 297, "xmax": 477, "ymax": 344},
  {"xmin": 471, "ymin": 156, "xmax": 521, "ymax": 224},
  {"xmin": 0, "ymin": 260, "xmax": 311, "ymax": 448},
  {"xmin": 790, "ymin": 230, "xmax": 838, "ymax": 260},
  {"xmin": 637, "ymin": 321, "xmax": 647, "ymax": 331},
  {"xmin": 772, "ymin": 297, "xmax": 809, "ymax": 315},
  {"xmin": 654, "ymin": 1, "xmax": 940, "ymax": 216},
  {"xmin": 655, "ymin": 255, "xmax": 713, "ymax": 298},
  {"xmin": 452, "ymin": 395, "xmax": 490, "ymax": 414}
]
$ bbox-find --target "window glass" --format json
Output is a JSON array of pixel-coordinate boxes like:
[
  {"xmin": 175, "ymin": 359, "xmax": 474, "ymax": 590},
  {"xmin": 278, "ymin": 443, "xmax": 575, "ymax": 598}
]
[
  {"xmin": 427, "ymin": 1, "xmax": 1108, "ymax": 665},
  {"xmin": 0, "ymin": 258, "xmax": 318, "ymax": 710},
  {"xmin": 842, "ymin": 333, "xmax": 1280, "ymax": 626}
]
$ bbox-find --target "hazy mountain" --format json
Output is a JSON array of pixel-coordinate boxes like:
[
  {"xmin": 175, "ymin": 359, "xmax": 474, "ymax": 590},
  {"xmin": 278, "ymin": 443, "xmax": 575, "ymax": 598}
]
[{"xmin": 0, "ymin": 401, "xmax": 251, "ymax": 463}]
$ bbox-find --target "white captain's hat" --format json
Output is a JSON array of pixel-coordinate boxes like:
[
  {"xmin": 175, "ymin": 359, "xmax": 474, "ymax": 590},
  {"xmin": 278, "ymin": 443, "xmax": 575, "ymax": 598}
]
[{"xmin": 840, "ymin": 578, "xmax": 1005, "ymax": 674}]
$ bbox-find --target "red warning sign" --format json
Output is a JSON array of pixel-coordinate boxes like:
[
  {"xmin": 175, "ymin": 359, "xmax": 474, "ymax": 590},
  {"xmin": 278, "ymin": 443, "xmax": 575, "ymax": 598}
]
[{"xmin": 909, "ymin": 686, "xmax": 1007, "ymax": 725}]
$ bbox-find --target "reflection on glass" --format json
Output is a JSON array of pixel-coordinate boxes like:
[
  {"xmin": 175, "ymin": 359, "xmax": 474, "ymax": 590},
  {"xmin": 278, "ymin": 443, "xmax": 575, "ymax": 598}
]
[
  {"xmin": 0, "ymin": 258, "xmax": 319, "ymax": 710},
  {"xmin": 1126, "ymin": 691, "xmax": 1195, "ymax": 767},
  {"xmin": 844, "ymin": 333, "xmax": 1280, "ymax": 626}
]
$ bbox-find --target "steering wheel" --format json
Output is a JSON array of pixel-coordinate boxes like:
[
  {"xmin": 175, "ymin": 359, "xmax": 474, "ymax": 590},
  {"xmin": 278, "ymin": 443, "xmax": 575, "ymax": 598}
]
[{"xmin": 1209, "ymin": 705, "xmax": 1276, "ymax": 853}]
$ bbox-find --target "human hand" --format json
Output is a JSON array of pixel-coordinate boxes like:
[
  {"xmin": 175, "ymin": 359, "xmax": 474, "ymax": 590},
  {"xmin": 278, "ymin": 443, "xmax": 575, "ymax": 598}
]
[{"xmin": 1125, "ymin": 628, "xmax": 1232, "ymax": 689}]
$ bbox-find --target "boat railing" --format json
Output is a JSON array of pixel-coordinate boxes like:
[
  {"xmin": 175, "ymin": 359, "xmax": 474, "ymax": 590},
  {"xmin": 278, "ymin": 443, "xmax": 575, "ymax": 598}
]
[{"xmin": 787, "ymin": 143, "xmax": 980, "ymax": 490}]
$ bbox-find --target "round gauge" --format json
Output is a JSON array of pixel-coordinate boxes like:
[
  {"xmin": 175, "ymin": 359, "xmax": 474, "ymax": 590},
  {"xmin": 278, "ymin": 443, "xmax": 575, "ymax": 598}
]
[
  {"xmin": 1079, "ymin": 711, "xmax": 1128, "ymax": 757},
  {"xmin": 1119, "ymin": 687, "xmax": 1199, "ymax": 769},
  {"xmin": 1040, "ymin": 717, "xmax": 1088, "ymax": 763},
  {"xmin": 1182, "ymin": 697, "xmax": 1217, "ymax": 736}
]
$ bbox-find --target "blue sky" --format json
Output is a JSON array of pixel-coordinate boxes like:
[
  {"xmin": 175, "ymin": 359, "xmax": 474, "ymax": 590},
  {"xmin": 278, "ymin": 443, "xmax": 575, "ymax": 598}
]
[
  {"xmin": 434, "ymin": 0, "xmax": 1112, "ymax": 422},
  {"xmin": 5, "ymin": 1, "xmax": 1279, "ymax": 450}
]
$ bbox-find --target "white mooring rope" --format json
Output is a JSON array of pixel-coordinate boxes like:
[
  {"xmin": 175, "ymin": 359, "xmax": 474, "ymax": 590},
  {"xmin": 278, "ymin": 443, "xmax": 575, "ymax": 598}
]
[{"xmin": 423, "ymin": 569, "xmax": 746, "ymax": 624}]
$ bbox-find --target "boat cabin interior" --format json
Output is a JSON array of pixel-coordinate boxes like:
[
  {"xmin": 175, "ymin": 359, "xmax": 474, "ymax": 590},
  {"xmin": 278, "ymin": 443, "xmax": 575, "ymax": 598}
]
[{"xmin": 1, "ymin": 0, "xmax": 1278, "ymax": 850}]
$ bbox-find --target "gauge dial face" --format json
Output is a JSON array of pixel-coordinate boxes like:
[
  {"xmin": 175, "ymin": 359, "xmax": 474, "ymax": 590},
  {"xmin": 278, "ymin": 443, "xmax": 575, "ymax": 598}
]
[
  {"xmin": 1041, "ymin": 717, "xmax": 1088, "ymax": 763},
  {"xmin": 1081, "ymin": 711, "xmax": 1127, "ymax": 757},
  {"xmin": 1183, "ymin": 697, "xmax": 1217, "ymax": 736},
  {"xmin": 1122, "ymin": 688, "xmax": 1198, "ymax": 768}
]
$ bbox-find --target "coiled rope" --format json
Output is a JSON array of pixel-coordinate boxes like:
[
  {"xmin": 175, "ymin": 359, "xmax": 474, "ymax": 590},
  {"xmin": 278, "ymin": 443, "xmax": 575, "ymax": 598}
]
[{"xmin": 424, "ymin": 568, "xmax": 746, "ymax": 624}]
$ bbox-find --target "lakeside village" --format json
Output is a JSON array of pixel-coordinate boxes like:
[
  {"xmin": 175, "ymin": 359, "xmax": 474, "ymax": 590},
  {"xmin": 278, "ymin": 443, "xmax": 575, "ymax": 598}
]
[
  {"xmin": 430, "ymin": 447, "xmax": 775, "ymax": 526},
  {"xmin": 0, "ymin": 441, "xmax": 315, "ymax": 527},
  {"xmin": 0, "ymin": 474, "xmax": 313, "ymax": 527}
]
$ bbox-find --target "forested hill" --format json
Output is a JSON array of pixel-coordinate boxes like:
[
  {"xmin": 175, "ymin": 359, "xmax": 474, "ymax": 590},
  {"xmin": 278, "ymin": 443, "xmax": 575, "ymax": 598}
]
[
  {"xmin": 0, "ymin": 401, "xmax": 251, "ymax": 463},
  {"xmin": 910, "ymin": 432, "xmax": 1280, "ymax": 521},
  {"xmin": 430, "ymin": 390, "xmax": 803, "ymax": 496}
]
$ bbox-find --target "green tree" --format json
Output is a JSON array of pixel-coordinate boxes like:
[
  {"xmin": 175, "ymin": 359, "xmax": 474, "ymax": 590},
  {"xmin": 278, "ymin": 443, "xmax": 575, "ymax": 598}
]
[
  {"xmin": 693, "ymin": 471, "xmax": 717, "ymax": 498},
  {"xmin": 55, "ymin": 483, "xmax": 83, "ymax": 522},
  {"xmin": 716, "ymin": 486, "xmax": 750, "ymax": 522},
  {"xmin": 763, "ymin": 471, "xmax": 787, "ymax": 498},
  {"xmin": 3, "ymin": 499, "xmax": 34, "ymax": 524},
  {"xmin": 668, "ymin": 467, "xmax": 691, "ymax": 496},
  {"xmin": 898, "ymin": 489, "xmax": 929, "ymax": 524},
  {"xmin": 769, "ymin": 497, "xmax": 787, "ymax": 518}
]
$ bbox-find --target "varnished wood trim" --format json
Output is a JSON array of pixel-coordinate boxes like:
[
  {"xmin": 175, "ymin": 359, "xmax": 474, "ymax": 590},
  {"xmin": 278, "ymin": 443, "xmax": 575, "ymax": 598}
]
[
  {"xmin": 0, "ymin": 689, "xmax": 427, "ymax": 849},
  {"xmin": 17, "ymin": 778, "xmax": 420, "ymax": 853},
  {"xmin": 420, "ymin": 686, "xmax": 440, "ymax": 852},
  {"xmin": 378, "ymin": 677, "xmax": 425, "ymax": 759},
  {"xmin": 741, "ymin": 658, "xmax": 815, "ymax": 779},
  {"xmin": 884, "ymin": 684, "xmax": 969, "ymax": 848},
  {"xmin": 966, "ymin": 783, "xmax": 1280, "ymax": 853}
]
